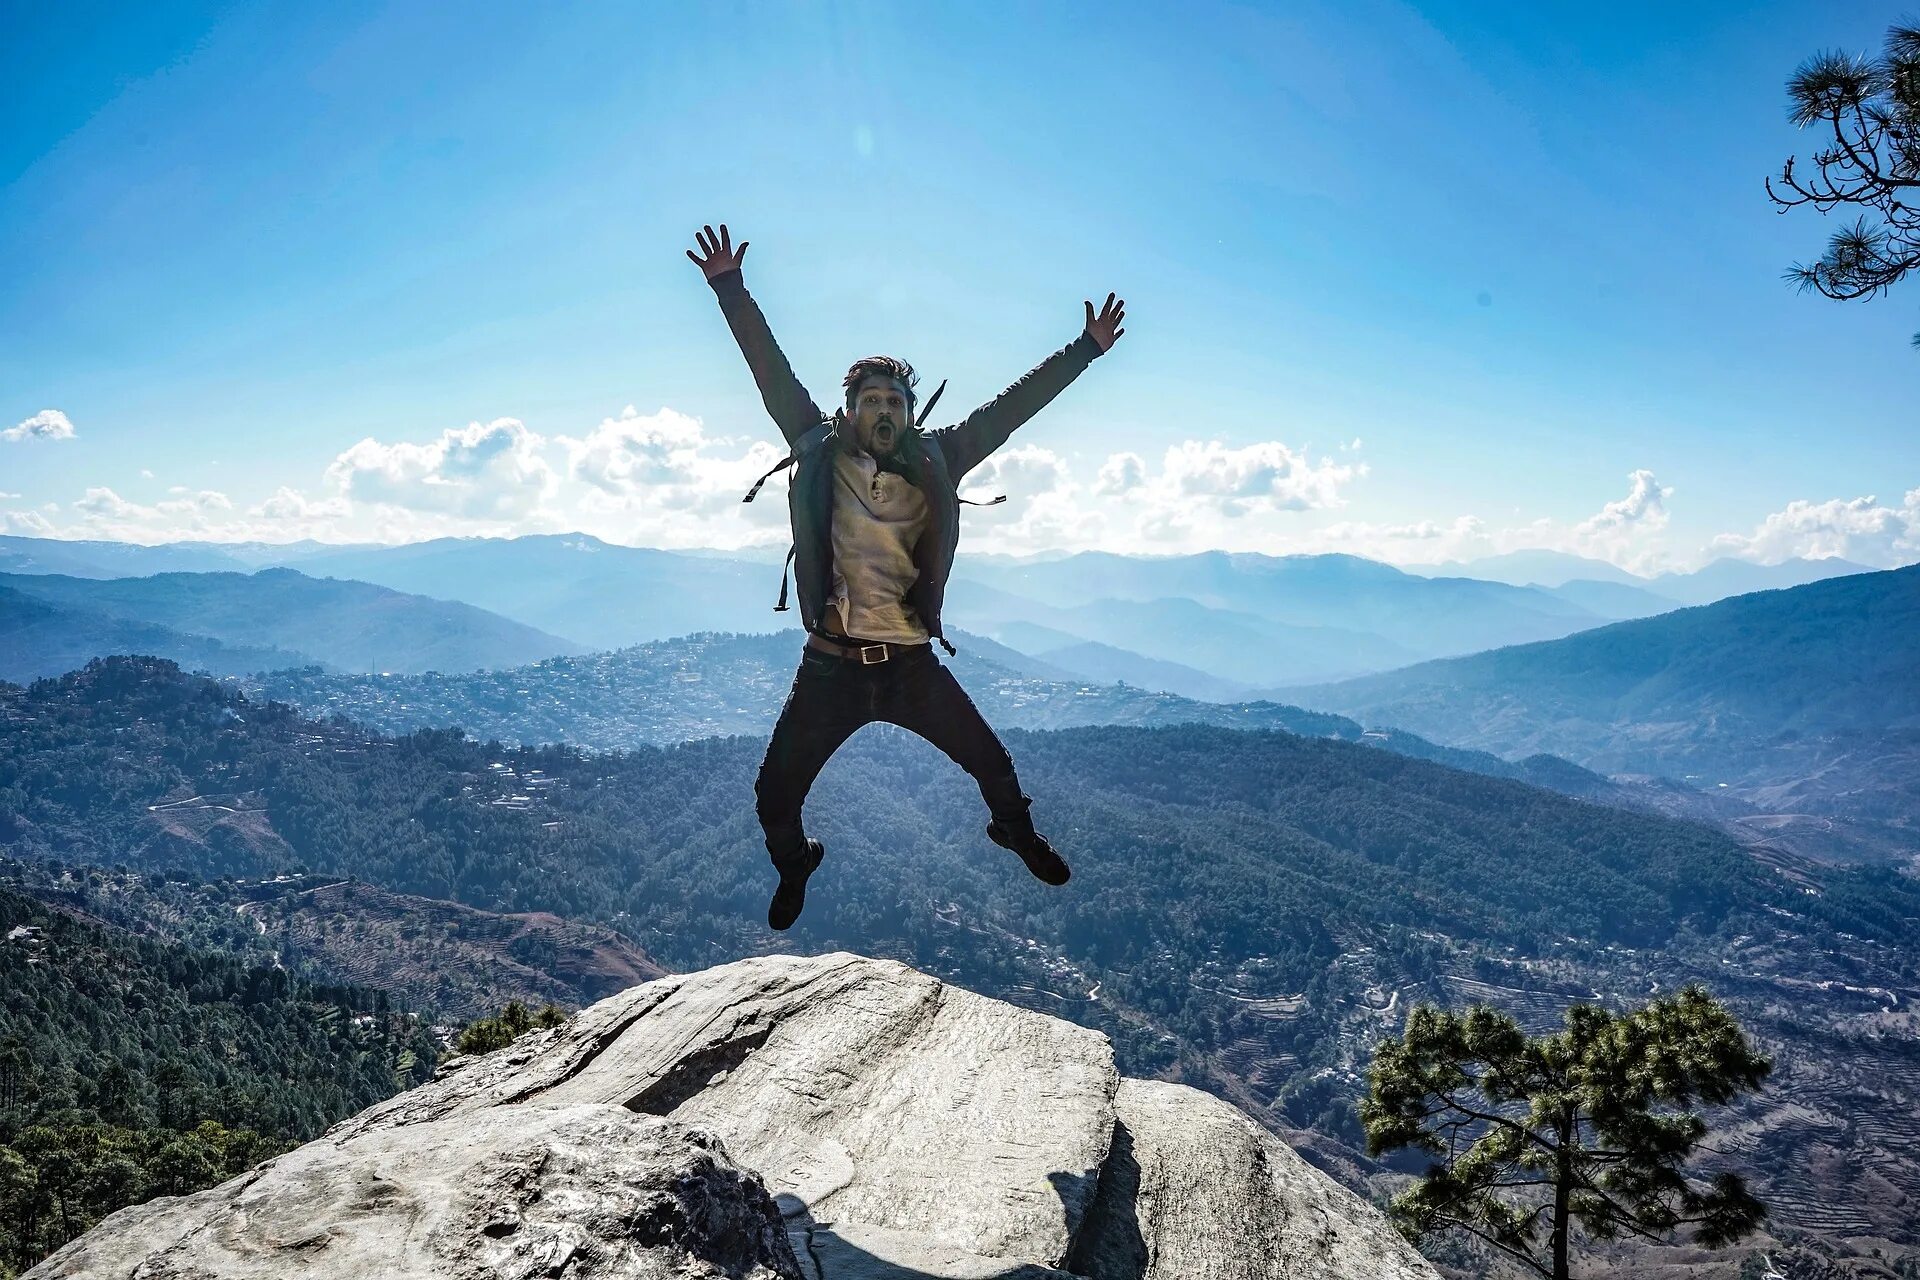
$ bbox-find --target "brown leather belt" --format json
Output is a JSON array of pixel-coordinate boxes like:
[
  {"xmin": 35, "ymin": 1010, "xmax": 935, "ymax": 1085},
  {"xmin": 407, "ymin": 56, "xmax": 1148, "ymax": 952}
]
[{"xmin": 806, "ymin": 632, "xmax": 929, "ymax": 664}]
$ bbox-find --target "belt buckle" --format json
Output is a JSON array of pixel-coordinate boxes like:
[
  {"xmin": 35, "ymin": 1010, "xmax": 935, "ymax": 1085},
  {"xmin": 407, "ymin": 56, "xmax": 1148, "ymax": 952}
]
[{"xmin": 858, "ymin": 643, "xmax": 888, "ymax": 665}]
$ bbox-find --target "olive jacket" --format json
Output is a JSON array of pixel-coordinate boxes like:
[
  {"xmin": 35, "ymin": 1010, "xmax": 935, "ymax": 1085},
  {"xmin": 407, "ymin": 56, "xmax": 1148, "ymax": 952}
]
[{"xmin": 708, "ymin": 267, "xmax": 1102, "ymax": 649}]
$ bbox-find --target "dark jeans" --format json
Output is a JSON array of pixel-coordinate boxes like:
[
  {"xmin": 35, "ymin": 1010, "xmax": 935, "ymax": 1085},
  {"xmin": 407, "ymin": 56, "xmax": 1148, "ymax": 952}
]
[{"xmin": 755, "ymin": 643, "xmax": 1031, "ymax": 868}]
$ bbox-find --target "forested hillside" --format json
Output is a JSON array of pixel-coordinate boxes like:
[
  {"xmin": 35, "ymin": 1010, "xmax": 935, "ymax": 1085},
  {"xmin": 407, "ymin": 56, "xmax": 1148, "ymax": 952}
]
[
  {"xmin": 5, "ymin": 656, "xmax": 1918, "ymax": 1273},
  {"xmin": 243, "ymin": 628, "xmax": 1375, "ymax": 747},
  {"xmin": 1288, "ymin": 564, "xmax": 1920, "ymax": 854},
  {"xmin": 0, "ymin": 883, "xmax": 440, "ymax": 1272},
  {"xmin": 240, "ymin": 629, "xmax": 1747, "ymax": 836},
  {"xmin": 1, "ymin": 858, "xmax": 663, "ymax": 1024},
  {"xmin": 0, "ymin": 582, "xmax": 304, "ymax": 683}
]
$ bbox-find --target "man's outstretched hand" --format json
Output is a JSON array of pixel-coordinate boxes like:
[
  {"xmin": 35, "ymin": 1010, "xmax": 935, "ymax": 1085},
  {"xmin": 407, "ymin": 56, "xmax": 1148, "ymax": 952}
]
[
  {"xmin": 1084, "ymin": 292, "xmax": 1126, "ymax": 352},
  {"xmin": 687, "ymin": 223, "xmax": 748, "ymax": 280}
]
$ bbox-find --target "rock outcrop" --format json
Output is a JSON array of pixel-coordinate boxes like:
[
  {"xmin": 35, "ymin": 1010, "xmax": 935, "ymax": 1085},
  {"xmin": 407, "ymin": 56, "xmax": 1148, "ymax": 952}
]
[{"xmin": 27, "ymin": 952, "xmax": 1438, "ymax": 1279}]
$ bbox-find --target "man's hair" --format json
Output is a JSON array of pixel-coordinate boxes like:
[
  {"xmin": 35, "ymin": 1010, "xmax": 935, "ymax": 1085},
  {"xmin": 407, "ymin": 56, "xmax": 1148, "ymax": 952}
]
[{"xmin": 842, "ymin": 356, "xmax": 918, "ymax": 413}]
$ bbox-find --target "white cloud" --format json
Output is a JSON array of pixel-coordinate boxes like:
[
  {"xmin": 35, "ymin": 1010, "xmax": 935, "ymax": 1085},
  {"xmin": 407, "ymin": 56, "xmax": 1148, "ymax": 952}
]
[
  {"xmin": 50, "ymin": 487, "xmax": 237, "ymax": 542},
  {"xmin": 251, "ymin": 486, "xmax": 351, "ymax": 522},
  {"xmin": 953, "ymin": 446, "xmax": 1092, "ymax": 550},
  {"xmin": 1709, "ymin": 489, "xmax": 1920, "ymax": 568},
  {"xmin": 958, "ymin": 437, "xmax": 1363, "ymax": 556},
  {"xmin": 1160, "ymin": 439, "xmax": 1360, "ymax": 516},
  {"xmin": 1302, "ymin": 471, "xmax": 1675, "ymax": 573},
  {"xmin": 7, "ymin": 405, "xmax": 800, "ymax": 549},
  {"xmin": 557, "ymin": 405, "xmax": 785, "ymax": 521},
  {"xmin": 1093, "ymin": 451, "xmax": 1146, "ymax": 496},
  {"xmin": 959, "ymin": 445, "xmax": 1070, "ymax": 502},
  {"xmin": 20, "ymin": 399, "xmax": 1901, "ymax": 581},
  {"xmin": 74, "ymin": 487, "xmax": 138, "ymax": 518},
  {"xmin": 3, "ymin": 410, "xmax": 76, "ymax": 443},
  {"xmin": 1576, "ymin": 468, "xmax": 1671, "ymax": 538},
  {"xmin": 1441, "ymin": 470, "xmax": 1678, "ymax": 574},
  {"xmin": 0, "ymin": 509, "xmax": 56, "ymax": 535},
  {"xmin": 1322, "ymin": 515, "xmax": 1484, "ymax": 544},
  {"xmin": 326, "ymin": 418, "xmax": 559, "ymax": 522}
]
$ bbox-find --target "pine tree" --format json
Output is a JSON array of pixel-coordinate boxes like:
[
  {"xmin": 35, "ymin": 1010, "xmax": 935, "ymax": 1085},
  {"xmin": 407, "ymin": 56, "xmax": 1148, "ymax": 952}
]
[
  {"xmin": 1767, "ymin": 22, "xmax": 1920, "ymax": 349},
  {"xmin": 1361, "ymin": 985, "xmax": 1771, "ymax": 1280}
]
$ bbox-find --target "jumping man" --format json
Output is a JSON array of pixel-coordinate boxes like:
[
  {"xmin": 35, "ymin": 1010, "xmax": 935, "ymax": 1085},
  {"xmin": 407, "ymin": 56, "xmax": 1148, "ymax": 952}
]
[{"xmin": 688, "ymin": 223, "xmax": 1126, "ymax": 930}]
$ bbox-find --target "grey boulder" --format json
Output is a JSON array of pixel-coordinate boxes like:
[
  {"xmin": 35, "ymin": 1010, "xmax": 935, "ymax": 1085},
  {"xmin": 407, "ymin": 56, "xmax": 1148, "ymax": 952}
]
[
  {"xmin": 28, "ymin": 952, "xmax": 1438, "ymax": 1280},
  {"xmin": 28, "ymin": 1103, "xmax": 799, "ymax": 1279}
]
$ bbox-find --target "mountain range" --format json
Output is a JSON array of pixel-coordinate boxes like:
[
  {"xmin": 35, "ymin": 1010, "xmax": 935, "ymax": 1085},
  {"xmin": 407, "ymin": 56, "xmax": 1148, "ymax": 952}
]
[
  {"xmin": 239, "ymin": 627, "xmax": 1758, "ymax": 843},
  {"xmin": 0, "ymin": 567, "xmax": 580, "ymax": 680},
  {"xmin": 6, "ymin": 655, "xmax": 1917, "ymax": 1276},
  {"xmin": 1419, "ymin": 547, "xmax": 1876, "ymax": 602},
  {"xmin": 0, "ymin": 580, "xmax": 308, "ymax": 682},
  {"xmin": 1285, "ymin": 563, "xmax": 1920, "ymax": 857},
  {"xmin": 6, "ymin": 534, "xmax": 1884, "ymax": 697}
]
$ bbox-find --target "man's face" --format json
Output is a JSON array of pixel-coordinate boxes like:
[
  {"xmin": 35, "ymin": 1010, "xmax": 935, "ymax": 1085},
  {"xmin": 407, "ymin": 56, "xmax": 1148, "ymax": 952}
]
[{"xmin": 848, "ymin": 374, "xmax": 912, "ymax": 457}]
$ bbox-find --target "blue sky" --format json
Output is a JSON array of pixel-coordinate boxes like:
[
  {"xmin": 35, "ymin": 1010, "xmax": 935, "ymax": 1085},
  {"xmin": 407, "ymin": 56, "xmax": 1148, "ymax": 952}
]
[{"xmin": 3, "ymin": 0, "xmax": 1916, "ymax": 570}]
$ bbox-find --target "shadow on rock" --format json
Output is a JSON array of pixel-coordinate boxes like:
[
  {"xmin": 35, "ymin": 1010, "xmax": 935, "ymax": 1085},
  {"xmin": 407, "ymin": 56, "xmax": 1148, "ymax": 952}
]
[{"xmin": 778, "ymin": 1161, "xmax": 1131, "ymax": 1279}]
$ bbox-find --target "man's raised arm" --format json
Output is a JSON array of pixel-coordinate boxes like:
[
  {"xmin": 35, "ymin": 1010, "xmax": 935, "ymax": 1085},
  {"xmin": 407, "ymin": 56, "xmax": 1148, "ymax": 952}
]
[
  {"xmin": 688, "ymin": 223, "xmax": 824, "ymax": 446},
  {"xmin": 933, "ymin": 293, "xmax": 1126, "ymax": 481}
]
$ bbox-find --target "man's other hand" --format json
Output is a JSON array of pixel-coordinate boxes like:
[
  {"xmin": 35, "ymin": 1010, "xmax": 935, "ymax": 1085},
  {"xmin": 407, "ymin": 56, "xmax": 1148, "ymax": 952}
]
[
  {"xmin": 687, "ymin": 223, "xmax": 749, "ymax": 280},
  {"xmin": 1084, "ymin": 292, "xmax": 1126, "ymax": 352}
]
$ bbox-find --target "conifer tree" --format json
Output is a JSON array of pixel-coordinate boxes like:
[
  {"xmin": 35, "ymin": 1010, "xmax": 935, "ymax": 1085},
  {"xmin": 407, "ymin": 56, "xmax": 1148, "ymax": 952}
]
[
  {"xmin": 1362, "ymin": 986, "xmax": 1771, "ymax": 1280},
  {"xmin": 1767, "ymin": 22, "xmax": 1920, "ymax": 348}
]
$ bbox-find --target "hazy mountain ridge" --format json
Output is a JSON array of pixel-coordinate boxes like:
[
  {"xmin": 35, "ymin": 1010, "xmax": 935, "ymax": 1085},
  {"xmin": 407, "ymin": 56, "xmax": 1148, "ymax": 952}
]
[
  {"xmin": 4, "ymin": 535, "xmax": 1891, "ymax": 701},
  {"xmin": 1284, "ymin": 564, "xmax": 1920, "ymax": 855},
  {"xmin": 1421, "ymin": 548, "xmax": 1878, "ymax": 600},
  {"xmin": 0, "ymin": 567, "xmax": 582, "ymax": 676},
  {"xmin": 0, "ymin": 581, "xmax": 308, "ymax": 682},
  {"xmin": 950, "ymin": 549, "xmax": 1610, "ymax": 668},
  {"xmin": 6, "ymin": 656, "xmax": 1919, "ymax": 1275}
]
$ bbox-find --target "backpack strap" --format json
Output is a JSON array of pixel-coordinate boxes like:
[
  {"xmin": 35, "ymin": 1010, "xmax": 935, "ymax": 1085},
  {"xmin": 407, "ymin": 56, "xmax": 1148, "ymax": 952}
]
[
  {"xmin": 742, "ymin": 456, "xmax": 796, "ymax": 504},
  {"xmin": 772, "ymin": 544, "xmax": 798, "ymax": 612},
  {"xmin": 914, "ymin": 378, "xmax": 948, "ymax": 427}
]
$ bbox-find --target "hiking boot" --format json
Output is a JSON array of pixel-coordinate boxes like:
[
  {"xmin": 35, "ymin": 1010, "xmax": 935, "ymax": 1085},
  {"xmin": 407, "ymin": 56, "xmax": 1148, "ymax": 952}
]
[
  {"xmin": 767, "ymin": 838, "xmax": 825, "ymax": 931},
  {"xmin": 987, "ymin": 819, "xmax": 1071, "ymax": 886}
]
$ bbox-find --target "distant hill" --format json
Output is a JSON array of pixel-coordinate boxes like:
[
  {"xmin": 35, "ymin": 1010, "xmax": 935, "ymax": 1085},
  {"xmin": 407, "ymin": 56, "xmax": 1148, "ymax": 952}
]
[
  {"xmin": 288, "ymin": 533, "xmax": 786, "ymax": 648},
  {"xmin": 1025, "ymin": 638, "xmax": 1257, "ymax": 702},
  {"xmin": 1431, "ymin": 550, "xmax": 1649, "ymax": 588},
  {"xmin": 239, "ymin": 628, "xmax": 1751, "ymax": 838},
  {"xmin": 1538, "ymin": 577, "xmax": 1680, "ymax": 620},
  {"xmin": 0, "ymin": 581, "xmax": 307, "ymax": 682},
  {"xmin": 1650, "ymin": 555, "xmax": 1876, "ymax": 605},
  {"xmin": 0, "ymin": 537, "xmax": 1633, "ymax": 685},
  {"xmin": 1426, "ymin": 550, "xmax": 1879, "ymax": 606},
  {"xmin": 951, "ymin": 550, "xmax": 1607, "ymax": 661},
  {"xmin": 0, "ymin": 567, "xmax": 582, "ymax": 675},
  {"xmin": 2, "ymin": 533, "xmax": 1892, "ymax": 688},
  {"xmin": 946, "ymin": 579, "xmax": 1418, "ymax": 687},
  {"xmin": 0, "ymin": 534, "xmax": 263, "ymax": 577},
  {"xmin": 1285, "ymin": 564, "xmax": 1920, "ymax": 850},
  {"xmin": 5, "ymin": 859, "xmax": 665, "ymax": 1023},
  {"xmin": 241, "ymin": 628, "xmax": 1371, "ymax": 748}
]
